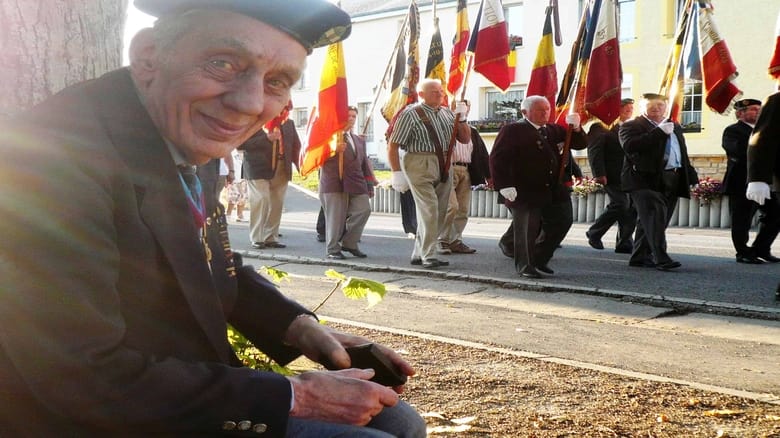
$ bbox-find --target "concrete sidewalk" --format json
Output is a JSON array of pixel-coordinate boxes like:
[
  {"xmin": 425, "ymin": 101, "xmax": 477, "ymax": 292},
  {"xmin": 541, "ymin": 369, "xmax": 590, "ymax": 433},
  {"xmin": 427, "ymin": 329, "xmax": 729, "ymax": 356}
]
[{"xmin": 237, "ymin": 253, "xmax": 780, "ymax": 404}]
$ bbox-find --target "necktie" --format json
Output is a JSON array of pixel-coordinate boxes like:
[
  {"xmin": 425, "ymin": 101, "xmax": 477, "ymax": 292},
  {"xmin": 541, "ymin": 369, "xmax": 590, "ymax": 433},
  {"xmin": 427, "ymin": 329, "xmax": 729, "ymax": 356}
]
[{"xmin": 178, "ymin": 165, "xmax": 206, "ymax": 229}]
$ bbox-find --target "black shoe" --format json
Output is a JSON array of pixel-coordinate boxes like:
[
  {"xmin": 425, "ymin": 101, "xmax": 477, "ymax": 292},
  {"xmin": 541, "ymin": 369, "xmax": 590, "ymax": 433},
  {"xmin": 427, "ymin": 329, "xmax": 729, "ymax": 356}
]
[
  {"xmin": 422, "ymin": 258, "xmax": 449, "ymax": 268},
  {"xmin": 264, "ymin": 241, "xmax": 286, "ymax": 249},
  {"xmin": 410, "ymin": 258, "xmax": 422, "ymax": 265},
  {"xmin": 736, "ymin": 255, "xmax": 764, "ymax": 264},
  {"xmin": 537, "ymin": 264, "xmax": 554, "ymax": 275},
  {"xmin": 327, "ymin": 252, "xmax": 346, "ymax": 260},
  {"xmin": 316, "ymin": 234, "xmax": 325, "ymax": 242},
  {"xmin": 519, "ymin": 268, "xmax": 542, "ymax": 279},
  {"xmin": 756, "ymin": 253, "xmax": 780, "ymax": 263},
  {"xmin": 498, "ymin": 242, "xmax": 513, "ymax": 258},
  {"xmin": 614, "ymin": 246, "xmax": 633, "ymax": 254},
  {"xmin": 342, "ymin": 247, "xmax": 367, "ymax": 258},
  {"xmin": 250, "ymin": 241, "xmax": 265, "ymax": 249},
  {"xmin": 656, "ymin": 260, "xmax": 682, "ymax": 271},
  {"xmin": 629, "ymin": 260, "xmax": 656, "ymax": 268},
  {"xmin": 585, "ymin": 231, "xmax": 604, "ymax": 250}
]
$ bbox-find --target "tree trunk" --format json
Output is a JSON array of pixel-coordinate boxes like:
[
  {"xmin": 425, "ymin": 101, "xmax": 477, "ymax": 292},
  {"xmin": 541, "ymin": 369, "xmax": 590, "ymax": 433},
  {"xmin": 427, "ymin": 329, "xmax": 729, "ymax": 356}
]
[{"xmin": 0, "ymin": 0, "xmax": 128, "ymax": 117}]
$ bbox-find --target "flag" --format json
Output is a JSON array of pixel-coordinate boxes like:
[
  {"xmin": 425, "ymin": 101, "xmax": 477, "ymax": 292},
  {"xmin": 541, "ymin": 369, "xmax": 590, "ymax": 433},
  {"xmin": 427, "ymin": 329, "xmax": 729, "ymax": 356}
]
[
  {"xmin": 527, "ymin": 6, "xmax": 558, "ymax": 123},
  {"xmin": 696, "ymin": 0, "xmax": 741, "ymax": 113},
  {"xmin": 301, "ymin": 42, "xmax": 348, "ymax": 177},
  {"xmin": 381, "ymin": 44, "xmax": 408, "ymax": 122},
  {"xmin": 380, "ymin": 0, "xmax": 420, "ymax": 123},
  {"xmin": 770, "ymin": 8, "xmax": 780, "ymax": 78},
  {"xmin": 583, "ymin": 0, "xmax": 622, "ymax": 126},
  {"xmin": 554, "ymin": 2, "xmax": 593, "ymax": 127},
  {"xmin": 447, "ymin": 0, "xmax": 470, "ymax": 96},
  {"xmin": 425, "ymin": 16, "xmax": 448, "ymax": 106},
  {"xmin": 467, "ymin": 0, "xmax": 511, "ymax": 91},
  {"xmin": 659, "ymin": 0, "xmax": 691, "ymax": 122}
]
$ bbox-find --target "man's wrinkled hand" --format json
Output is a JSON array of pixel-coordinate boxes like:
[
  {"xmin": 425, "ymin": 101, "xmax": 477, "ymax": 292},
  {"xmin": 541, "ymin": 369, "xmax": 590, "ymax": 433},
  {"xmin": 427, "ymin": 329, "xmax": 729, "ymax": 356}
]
[
  {"xmin": 391, "ymin": 171, "xmax": 410, "ymax": 193},
  {"xmin": 658, "ymin": 122, "xmax": 675, "ymax": 135},
  {"xmin": 499, "ymin": 187, "xmax": 517, "ymax": 202},
  {"xmin": 565, "ymin": 113, "xmax": 581, "ymax": 129},
  {"xmin": 746, "ymin": 181, "xmax": 771, "ymax": 205}
]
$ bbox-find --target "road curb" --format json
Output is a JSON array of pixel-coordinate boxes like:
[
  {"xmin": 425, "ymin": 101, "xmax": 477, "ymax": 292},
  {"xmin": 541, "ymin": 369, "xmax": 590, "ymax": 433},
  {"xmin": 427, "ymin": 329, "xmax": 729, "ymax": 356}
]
[{"xmin": 237, "ymin": 250, "xmax": 780, "ymax": 322}]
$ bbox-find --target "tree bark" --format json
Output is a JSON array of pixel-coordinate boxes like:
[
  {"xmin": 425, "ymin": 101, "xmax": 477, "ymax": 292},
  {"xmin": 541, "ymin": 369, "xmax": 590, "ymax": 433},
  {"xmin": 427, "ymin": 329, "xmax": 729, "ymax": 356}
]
[{"xmin": 0, "ymin": 0, "xmax": 128, "ymax": 117}]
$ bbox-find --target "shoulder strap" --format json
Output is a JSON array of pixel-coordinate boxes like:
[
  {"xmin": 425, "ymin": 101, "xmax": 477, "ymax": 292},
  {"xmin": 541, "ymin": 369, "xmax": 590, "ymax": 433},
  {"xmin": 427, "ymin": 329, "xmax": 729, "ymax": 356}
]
[{"xmin": 414, "ymin": 106, "xmax": 455, "ymax": 183}]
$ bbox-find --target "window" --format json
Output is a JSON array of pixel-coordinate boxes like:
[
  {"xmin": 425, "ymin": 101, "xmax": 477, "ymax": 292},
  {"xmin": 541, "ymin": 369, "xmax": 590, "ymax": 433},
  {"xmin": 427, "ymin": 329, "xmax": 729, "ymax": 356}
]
[
  {"xmin": 618, "ymin": 0, "xmax": 636, "ymax": 42},
  {"xmin": 621, "ymin": 74, "xmax": 633, "ymax": 100},
  {"xmin": 293, "ymin": 108, "xmax": 309, "ymax": 129},
  {"xmin": 357, "ymin": 102, "xmax": 374, "ymax": 142},
  {"xmin": 504, "ymin": 4, "xmax": 523, "ymax": 41},
  {"xmin": 485, "ymin": 87, "xmax": 524, "ymax": 119},
  {"xmin": 680, "ymin": 81, "xmax": 702, "ymax": 132},
  {"xmin": 294, "ymin": 71, "xmax": 307, "ymax": 90}
]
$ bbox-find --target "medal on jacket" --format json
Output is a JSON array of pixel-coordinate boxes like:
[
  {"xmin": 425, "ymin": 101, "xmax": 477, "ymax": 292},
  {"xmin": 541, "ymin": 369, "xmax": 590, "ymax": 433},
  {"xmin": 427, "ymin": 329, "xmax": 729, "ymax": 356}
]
[{"xmin": 178, "ymin": 172, "xmax": 206, "ymax": 229}]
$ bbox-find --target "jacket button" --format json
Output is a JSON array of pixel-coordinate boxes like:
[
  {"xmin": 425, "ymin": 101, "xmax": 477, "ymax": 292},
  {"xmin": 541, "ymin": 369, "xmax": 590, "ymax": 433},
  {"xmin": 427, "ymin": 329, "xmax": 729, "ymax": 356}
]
[
  {"xmin": 222, "ymin": 421, "xmax": 237, "ymax": 431},
  {"xmin": 238, "ymin": 420, "xmax": 252, "ymax": 431},
  {"xmin": 252, "ymin": 423, "xmax": 268, "ymax": 433}
]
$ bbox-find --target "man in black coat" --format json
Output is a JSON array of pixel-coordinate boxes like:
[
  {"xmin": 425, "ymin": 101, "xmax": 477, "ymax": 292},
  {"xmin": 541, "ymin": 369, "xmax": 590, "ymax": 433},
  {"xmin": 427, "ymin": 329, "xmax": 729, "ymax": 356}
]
[
  {"xmin": 619, "ymin": 93, "xmax": 698, "ymax": 271},
  {"xmin": 585, "ymin": 98, "xmax": 637, "ymax": 254},
  {"xmin": 722, "ymin": 98, "xmax": 780, "ymax": 264},
  {"xmin": 0, "ymin": 2, "xmax": 425, "ymax": 436},
  {"xmin": 490, "ymin": 96, "xmax": 587, "ymax": 278}
]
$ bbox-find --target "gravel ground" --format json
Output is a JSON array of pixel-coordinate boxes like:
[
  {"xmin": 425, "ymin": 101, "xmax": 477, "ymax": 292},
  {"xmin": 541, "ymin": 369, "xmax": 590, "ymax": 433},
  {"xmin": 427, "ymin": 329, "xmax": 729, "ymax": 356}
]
[{"xmin": 316, "ymin": 324, "xmax": 780, "ymax": 438}]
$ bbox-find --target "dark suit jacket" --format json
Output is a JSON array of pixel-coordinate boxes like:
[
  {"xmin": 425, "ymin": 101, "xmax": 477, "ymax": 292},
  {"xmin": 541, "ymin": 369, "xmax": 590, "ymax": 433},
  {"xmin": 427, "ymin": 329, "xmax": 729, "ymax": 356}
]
[
  {"xmin": 490, "ymin": 119, "xmax": 586, "ymax": 208},
  {"xmin": 239, "ymin": 119, "xmax": 301, "ymax": 181},
  {"xmin": 721, "ymin": 120, "xmax": 752, "ymax": 195},
  {"xmin": 748, "ymin": 92, "xmax": 780, "ymax": 191},
  {"xmin": 587, "ymin": 122, "xmax": 625, "ymax": 186},
  {"xmin": 618, "ymin": 116, "xmax": 698, "ymax": 197},
  {"xmin": 319, "ymin": 131, "xmax": 376, "ymax": 194},
  {"xmin": 466, "ymin": 126, "xmax": 491, "ymax": 185},
  {"xmin": 0, "ymin": 68, "xmax": 309, "ymax": 437}
]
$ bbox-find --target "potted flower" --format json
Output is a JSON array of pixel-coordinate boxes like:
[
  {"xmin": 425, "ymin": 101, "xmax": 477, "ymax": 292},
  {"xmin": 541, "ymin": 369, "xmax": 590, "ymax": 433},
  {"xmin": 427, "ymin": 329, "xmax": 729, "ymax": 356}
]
[{"xmin": 691, "ymin": 177, "xmax": 723, "ymax": 206}]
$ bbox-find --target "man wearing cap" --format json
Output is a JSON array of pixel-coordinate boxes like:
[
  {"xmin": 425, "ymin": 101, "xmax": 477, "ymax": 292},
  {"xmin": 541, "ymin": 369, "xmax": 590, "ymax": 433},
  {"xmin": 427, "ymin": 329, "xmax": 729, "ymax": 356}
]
[
  {"xmin": 0, "ymin": 2, "xmax": 426, "ymax": 437},
  {"xmin": 387, "ymin": 78, "xmax": 471, "ymax": 269},
  {"xmin": 723, "ymin": 98, "xmax": 780, "ymax": 264},
  {"xmin": 619, "ymin": 93, "xmax": 698, "ymax": 271},
  {"xmin": 585, "ymin": 98, "xmax": 638, "ymax": 254},
  {"xmin": 490, "ymin": 96, "xmax": 586, "ymax": 278}
]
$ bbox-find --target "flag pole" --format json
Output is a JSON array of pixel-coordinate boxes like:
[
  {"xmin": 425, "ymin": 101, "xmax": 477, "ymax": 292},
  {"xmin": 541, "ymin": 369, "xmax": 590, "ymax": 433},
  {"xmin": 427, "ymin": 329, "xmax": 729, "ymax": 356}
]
[
  {"xmin": 458, "ymin": 54, "xmax": 474, "ymax": 101},
  {"xmin": 360, "ymin": 12, "xmax": 410, "ymax": 136}
]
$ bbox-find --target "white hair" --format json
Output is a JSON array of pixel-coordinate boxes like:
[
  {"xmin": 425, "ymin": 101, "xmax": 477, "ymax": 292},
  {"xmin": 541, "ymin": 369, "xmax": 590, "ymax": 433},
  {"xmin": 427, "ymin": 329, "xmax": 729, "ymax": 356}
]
[
  {"xmin": 521, "ymin": 95, "xmax": 549, "ymax": 112},
  {"xmin": 418, "ymin": 78, "xmax": 442, "ymax": 93}
]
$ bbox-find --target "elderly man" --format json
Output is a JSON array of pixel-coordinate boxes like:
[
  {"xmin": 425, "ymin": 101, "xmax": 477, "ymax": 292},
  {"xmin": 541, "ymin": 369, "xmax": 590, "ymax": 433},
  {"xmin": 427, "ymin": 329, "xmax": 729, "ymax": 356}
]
[
  {"xmin": 320, "ymin": 106, "xmax": 377, "ymax": 260},
  {"xmin": 619, "ymin": 93, "xmax": 698, "ymax": 271},
  {"xmin": 0, "ymin": 1, "xmax": 426, "ymax": 437},
  {"xmin": 490, "ymin": 96, "xmax": 586, "ymax": 278},
  {"xmin": 585, "ymin": 98, "xmax": 637, "ymax": 253},
  {"xmin": 723, "ymin": 98, "xmax": 780, "ymax": 264},
  {"xmin": 388, "ymin": 78, "xmax": 471, "ymax": 268}
]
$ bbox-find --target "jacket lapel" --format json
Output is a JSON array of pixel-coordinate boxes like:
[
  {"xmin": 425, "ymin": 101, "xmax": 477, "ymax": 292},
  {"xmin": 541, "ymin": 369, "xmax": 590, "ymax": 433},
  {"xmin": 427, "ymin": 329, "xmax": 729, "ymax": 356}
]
[{"xmin": 89, "ymin": 69, "xmax": 232, "ymax": 362}]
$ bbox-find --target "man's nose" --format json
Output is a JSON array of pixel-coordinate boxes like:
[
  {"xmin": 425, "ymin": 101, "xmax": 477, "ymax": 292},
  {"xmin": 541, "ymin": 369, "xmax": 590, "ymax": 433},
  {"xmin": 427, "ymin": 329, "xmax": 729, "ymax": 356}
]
[{"xmin": 223, "ymin": 73, "xmax": 266, "ymax": 117}]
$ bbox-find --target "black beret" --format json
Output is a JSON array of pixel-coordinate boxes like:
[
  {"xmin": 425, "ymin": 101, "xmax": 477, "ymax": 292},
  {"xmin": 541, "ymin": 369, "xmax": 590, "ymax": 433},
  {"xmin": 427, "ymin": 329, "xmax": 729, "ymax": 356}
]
[
  {"xmin": 734, "ymin": 98, "xmax": 761, "ymax": 110},
  {"xmin": 641, "ymin": 93, "xmax": 668, "ymax": 101},
  {"xmin": 134, "ymin": 0, "xmax": 351, "ymax": 54},
  {"xmin": 620, "ymin": 98, "xmax": 634, "ymax": 105}
]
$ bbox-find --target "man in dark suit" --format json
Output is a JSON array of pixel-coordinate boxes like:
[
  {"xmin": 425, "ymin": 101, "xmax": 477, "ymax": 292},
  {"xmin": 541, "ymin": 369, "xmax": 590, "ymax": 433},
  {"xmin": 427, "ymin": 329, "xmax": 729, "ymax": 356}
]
[
  {"xmin": 319, "ymin": 106, "xmax": 377, "ymax": 259},
  {"xmin": 722, "ymin": 98, "xmax": 780, "ymax": 264},
  {"xmin": 619, "ymin": 93, "xmax": 699, "ymax": 271},
  {"xmin": 0, "ymin": 1, "xmax": 426, "ymax": 436},
  {"xmin": 585, "ymin": 98, "xmax": 637, "ymax": 254},
  {"xmin": 490, "ymin": 96, "xmax": 587, "ymax": 278},
  {"xmin": 240, "ymin": 113, "xmax": 301, "ymax": 250}
]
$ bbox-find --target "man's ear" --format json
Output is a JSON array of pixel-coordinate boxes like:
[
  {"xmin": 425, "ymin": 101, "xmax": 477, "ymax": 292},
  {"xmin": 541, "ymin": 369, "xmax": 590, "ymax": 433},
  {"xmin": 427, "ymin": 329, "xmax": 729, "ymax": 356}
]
[{"xmin": 128, "ymin": 28, "xmax": 158, "ymax": 83}]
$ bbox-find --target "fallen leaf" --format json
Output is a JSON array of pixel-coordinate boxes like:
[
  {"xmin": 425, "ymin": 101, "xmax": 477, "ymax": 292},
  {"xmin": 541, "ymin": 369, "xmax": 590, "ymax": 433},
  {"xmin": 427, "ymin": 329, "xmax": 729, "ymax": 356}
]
[
  {"xmin": 703, "ymin": 409, "xmax": 744, "ymax": 418},
  {"xmin": 656, "ymin": 414, "xmax": 669, "ymax": 423},
  {"xmin": 451, "ymin": 416, "xmax": 477, "ymax": 425},
  {"xmin": 427, "ymin": 425, "xmax": 472, "ymax": 434}
]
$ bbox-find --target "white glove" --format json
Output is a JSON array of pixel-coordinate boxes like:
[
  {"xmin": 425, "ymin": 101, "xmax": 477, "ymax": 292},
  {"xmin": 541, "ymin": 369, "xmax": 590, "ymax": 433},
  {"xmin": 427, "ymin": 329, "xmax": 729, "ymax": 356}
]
[
  {"xmin": 746, "ymin": 181, "xmax": 771, "ymax": 205},
  {"xmin": 499, "ymin": 187, "xmax": 517, "ymax": 202},
  {"xmin": 454, "ymin": 101, "xmax": 468, "ymax": 121},
  {"xmin": 391, "ymin": 171, "xmax": 410, "ymax": 193},
  {"xmin": 658, "ymin": 121, "xmax": 675, "ymax": 135},
  {"xmin": 565, "ymin": 113, "xmax": 581, "ymax": 129}
]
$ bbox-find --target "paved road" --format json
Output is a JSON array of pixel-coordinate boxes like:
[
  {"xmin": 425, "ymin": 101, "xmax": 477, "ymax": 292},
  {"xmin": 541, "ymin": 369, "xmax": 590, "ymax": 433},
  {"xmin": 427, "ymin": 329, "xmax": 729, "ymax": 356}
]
[{"xmin": 228, "ymin": 185, "xmax": 780, "ymax": 317}]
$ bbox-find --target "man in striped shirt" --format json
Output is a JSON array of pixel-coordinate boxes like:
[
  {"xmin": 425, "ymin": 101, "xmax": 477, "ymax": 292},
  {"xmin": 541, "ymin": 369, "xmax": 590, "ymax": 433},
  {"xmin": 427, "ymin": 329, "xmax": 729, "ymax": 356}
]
[{"xmin": 388, "ymin": 79, "xmax": 471, "ymax": 268}]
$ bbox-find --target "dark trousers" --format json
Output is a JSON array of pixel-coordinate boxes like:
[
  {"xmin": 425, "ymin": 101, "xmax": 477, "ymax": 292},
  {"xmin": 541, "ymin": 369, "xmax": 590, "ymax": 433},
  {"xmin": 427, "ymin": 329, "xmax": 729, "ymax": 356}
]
[
  {"xmin": 629, "ymin": 171, "xmax": 680, "ymax": 265},
  {"xmin": 587, "ymin": 184, "xmax": 637, "ymax": 250},
  {"xmin": 501, "ymin": 199, "xmax": 573, "ymax": 273},
  {"xmin": 316, "ymin": 207, "xmax": 326, "ymax": 236},
  {"xmin": 400, "ymin": 190, "xmax": 417, "ymax": 235},
  {"xmin": 728, "ymin": 191, "xmax": 780, "ymax": 257}
]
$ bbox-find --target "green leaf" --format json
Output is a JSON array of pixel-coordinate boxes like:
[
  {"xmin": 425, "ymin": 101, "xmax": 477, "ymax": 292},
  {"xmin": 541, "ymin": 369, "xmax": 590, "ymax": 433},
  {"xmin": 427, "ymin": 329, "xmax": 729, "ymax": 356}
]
[
  {"xmin": 260, "ymin": 266, "xmax": 289, "ymax": 283},
  {"xmin": 324, "ymin": 269, "xmax": 347, "ymax": 281},
  {"xmin": 342, "ymin": 277, "xmax": 386, "ymax": 308}
]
